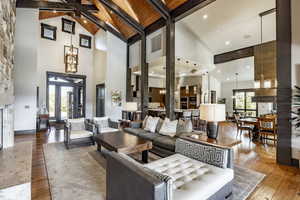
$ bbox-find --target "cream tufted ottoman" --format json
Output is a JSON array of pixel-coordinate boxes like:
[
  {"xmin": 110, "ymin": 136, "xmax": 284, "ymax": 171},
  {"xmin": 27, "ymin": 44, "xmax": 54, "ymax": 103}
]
[{"xmin": 145, "ymin": 154, "xmax": 234, "ymax": 200}]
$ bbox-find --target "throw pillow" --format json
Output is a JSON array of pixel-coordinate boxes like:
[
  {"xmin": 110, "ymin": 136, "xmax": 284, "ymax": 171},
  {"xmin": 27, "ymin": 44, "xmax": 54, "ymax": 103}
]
[
  {"xmin": 176, "ymin": 119, "xmax": 193, "ymax": 134},
  {"xmin": 68, "ymin": 118, "xmax": 85, "ymax": 131},
  {"xmin": 175, "ymin": 138, "xmax": 228, "ymax": 169},
  {"xmin": 155, "ymin": 118, "xmax": 164, "ymax": 133},
  {"xmin": 184, "ymin": 119, "xmax": 193, "ymax": 133},
  {"xmin": 93, "ymin": 117, "xmax": 109, "ymax": 129},
  {"xmin": 176, "ymin": 119, "xmax": 185, "ymax": 134},
  {"xmin": 144, "ymin": 116, "xmax": 160, "ymax": 133},
  {"xmin": 159, "ymin": 118, "xmax": 178, "ymax": 137},
  {"xmin": 142, "ymin": 115, "xmax": 149, "ymax": 129}
]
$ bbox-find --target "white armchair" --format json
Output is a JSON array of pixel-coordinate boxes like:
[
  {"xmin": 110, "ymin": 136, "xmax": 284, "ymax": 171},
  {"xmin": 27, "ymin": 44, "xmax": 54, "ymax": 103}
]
[
  {"xmin": 64, "ymin": 118, "xmax": 96, "ymax": 149},
  {"xmin": 93, "ymin": 117, "xmax": 120, "ymax": 134}
]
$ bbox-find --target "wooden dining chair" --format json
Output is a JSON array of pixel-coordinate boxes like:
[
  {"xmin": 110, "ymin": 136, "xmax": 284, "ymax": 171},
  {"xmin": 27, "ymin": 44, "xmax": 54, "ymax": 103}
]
[
  {"xmin": 258, "ymin": 117, "xmax": 277, "ymax": 145},
  {"xmin": 234, "ymin": 114, "xmax": 254, "ymax": 139}
]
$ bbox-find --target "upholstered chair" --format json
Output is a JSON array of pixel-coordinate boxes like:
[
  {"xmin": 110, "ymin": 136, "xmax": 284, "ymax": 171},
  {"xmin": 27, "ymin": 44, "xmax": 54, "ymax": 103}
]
[
  {"xmin": 64, "ymin": 118, "xmax": 96, "ymax": 149},
  {"xmin": 93, "ymin": 117, "xmax": 120, "ymax": 134}
]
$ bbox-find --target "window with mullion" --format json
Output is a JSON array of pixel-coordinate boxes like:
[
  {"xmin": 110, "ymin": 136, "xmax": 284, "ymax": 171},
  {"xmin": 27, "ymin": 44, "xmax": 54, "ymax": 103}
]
[{"xmin": 233, "ymin": 90, "xmax": 257, "ymax": 117}]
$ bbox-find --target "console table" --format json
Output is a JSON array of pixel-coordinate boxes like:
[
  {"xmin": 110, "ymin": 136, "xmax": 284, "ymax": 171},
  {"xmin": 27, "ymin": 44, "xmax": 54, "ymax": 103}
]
[{"xmin": 181, "ymin": 132, "xmax": 242, "ymax": 148}]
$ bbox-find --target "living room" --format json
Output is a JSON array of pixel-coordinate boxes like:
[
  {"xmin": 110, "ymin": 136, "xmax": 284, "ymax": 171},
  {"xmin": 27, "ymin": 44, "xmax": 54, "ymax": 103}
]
[{"xmin": 0, "ymin": 0, "xmax": 300, "ymax": 200}]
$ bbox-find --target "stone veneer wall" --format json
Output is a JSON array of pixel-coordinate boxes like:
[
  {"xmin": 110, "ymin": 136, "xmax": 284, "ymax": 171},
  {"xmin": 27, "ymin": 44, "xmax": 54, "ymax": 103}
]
[{"xmin": 0, "ymin": 0, "xmax": 16, "ymax": 148}]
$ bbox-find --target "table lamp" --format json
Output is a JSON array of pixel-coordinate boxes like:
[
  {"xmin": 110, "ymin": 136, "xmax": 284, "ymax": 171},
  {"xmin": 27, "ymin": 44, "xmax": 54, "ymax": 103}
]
[
  {"xmin": 123, "ymin": 102, "xmax": 138, "ymax": 120},
  {"xmin": 200, "ymin": 104, "xmax": 226, "ymax": 139}
]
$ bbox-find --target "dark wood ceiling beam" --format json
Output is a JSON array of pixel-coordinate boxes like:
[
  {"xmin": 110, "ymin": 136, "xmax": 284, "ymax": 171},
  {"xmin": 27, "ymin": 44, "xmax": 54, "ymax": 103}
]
[
  {"xmin": 171, "ymin": 0, "xmax": 216, "ymax": 22},
  {"xmin": 16, "ymin": 1, "xmax": 99, "ymax": 12},
  {"xmin": 97, "ymin": 0, "xmax": 144, "ymax": 34},
  {"xmin": 128, "ymin": 0, "xmax": 215, "ymax": 45},
  {"xmin": 214, "ymin": 46, "xmax": 254, "ymax": 64},
  {"xmin": 146, "ymin": 0, "xmax": 170, "ymax": 19},
  {"xmin": 65, "ymin": 0, "xmax": 127, "ymax": 42},
  {"xmin": 259, "ymin": 8, "xmax": 276, "ymax": 17},
  {"xmin": 128, "ymin": 17, "xmax": 166, "ymax": 45},
  {"xmin": 79, "ymin": 8, "xmax": 127, "ymax": 42}
]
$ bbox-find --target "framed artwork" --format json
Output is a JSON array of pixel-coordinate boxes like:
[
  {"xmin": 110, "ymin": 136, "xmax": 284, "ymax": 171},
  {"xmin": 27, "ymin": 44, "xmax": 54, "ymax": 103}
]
[
  {"xmin": 62, "ymin": 18, "xmax": 75, "ymax": 34},
  {"xmin": 111, "ymin": 90, "xmax": 122, "ymax": 107},
  {"xmin": 79, "ymin": 34, "xmax": 91, "ymax": 49},
  {"xmin": 41, "ymin": 23, "xmax": 57, "ymax": 41}
]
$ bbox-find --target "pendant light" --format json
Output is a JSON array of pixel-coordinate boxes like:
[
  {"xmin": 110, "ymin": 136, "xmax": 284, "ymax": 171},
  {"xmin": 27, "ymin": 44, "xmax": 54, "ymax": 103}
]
[{"xmin": 65, "ymin": 35, "xmax": 78, "ymax": 73}]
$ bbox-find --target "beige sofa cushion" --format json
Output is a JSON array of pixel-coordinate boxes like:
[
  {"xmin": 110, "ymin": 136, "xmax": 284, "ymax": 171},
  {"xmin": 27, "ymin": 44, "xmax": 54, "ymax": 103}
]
[
  {"xmin": 159, "ymin": 118, "xmax": 178, "ymax": 137},
  {"xmin": 70, "ymin": 130, "xmax": 93, "ymax": 139},
  {"xmin": 144, "ymin": 116, "xmax": 160, "ymax": 133}
]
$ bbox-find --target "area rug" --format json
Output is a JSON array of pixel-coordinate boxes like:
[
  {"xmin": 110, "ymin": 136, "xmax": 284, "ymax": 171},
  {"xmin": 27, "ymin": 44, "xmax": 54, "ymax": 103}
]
[{"xmin": 44, "ymin": 143, "xmax": 265, "ymax": 200}]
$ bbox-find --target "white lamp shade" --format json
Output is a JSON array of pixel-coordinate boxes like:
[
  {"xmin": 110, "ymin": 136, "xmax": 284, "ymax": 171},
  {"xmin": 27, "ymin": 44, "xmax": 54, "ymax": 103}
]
[
  {"xmin": 199, "ymin": 104, "xmax": 226, "ymax": 122},
  {"xmin": 123, "ymin": 102, "xmax": 138, "ymax": 111}
]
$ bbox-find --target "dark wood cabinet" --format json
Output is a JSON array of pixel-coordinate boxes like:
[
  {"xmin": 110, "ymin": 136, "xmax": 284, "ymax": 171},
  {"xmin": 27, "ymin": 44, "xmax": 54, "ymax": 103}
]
[{"xmin": 180, "ymin": 86, "xmax": 198, "ymax": 109}]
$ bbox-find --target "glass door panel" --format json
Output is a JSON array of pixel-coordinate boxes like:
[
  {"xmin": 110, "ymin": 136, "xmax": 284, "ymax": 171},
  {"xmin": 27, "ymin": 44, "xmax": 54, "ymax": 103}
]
[
  {"xmin": 49, "ymin": 85, "xmax": 56, "ymax": 118},
  {"xmin": 60, "ymin": 86, "xmax": 74, "ymax": 121}
]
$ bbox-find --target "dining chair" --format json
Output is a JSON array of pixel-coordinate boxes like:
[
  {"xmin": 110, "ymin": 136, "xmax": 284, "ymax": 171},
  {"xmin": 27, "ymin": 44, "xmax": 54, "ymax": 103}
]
[
  {"xmin": 258, "ymin": 117, "xmax": 277, "ymax": 145},
  {"xmin": 234, "ymin": 114, "xmax": 254, "ymax": 139}
]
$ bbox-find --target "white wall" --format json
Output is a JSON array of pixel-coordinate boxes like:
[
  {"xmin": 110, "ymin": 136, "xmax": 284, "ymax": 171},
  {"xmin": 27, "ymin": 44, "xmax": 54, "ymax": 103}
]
[
  {"xmin": 37, "ymin": 15, "xmax": 95, "ymax": 118},
  {"xmin": 291, "ymin": 0, "xmax": 300, "ymax": 161},
  {"xmin": 14, "ymin": 8, "xmax": 39, "ymax": 131},
  {"xmin": 175, "ymin": 22, "xmax": 214, "ymax": 68},
  {"xmin": 220, "ymin": 80, "xmax": 254, "ymax": 113},
  {"xmin": 105, "ymin": 33, "xmax": 127, "ymax": 120}
]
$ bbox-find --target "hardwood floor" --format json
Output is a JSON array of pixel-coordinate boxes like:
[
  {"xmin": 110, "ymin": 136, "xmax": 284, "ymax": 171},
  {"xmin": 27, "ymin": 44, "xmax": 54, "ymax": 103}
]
[{"xmin": 15, "ymin": 123, "xmax": 300, "ymax": 200}]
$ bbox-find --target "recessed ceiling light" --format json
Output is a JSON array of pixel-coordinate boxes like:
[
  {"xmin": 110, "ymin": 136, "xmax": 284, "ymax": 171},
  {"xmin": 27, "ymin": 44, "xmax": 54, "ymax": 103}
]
[
  {"xmin": 226, "ymin": 78, "xmax": 230, "ymax": 81},
  {"xmin": 53, "ymin": 10, "xmax": 57, "ymax": 13},
  {"xmin": 203, "ymin": 14, "xmax": 208, "ymax": 20},
  {"xmin": 225, "ymin": 41, "xmax": 231, "ymax": 45},
  {"xmin": 83, "ymin": 19, "xmax": 87, "ymax": 24},
  {"xmin": 217, "ymin": 70, "xmax": 221, "ymax": 73},
  {"xmin": 246, "ymin": 65, "xmax": 250, "ymax": 69}
]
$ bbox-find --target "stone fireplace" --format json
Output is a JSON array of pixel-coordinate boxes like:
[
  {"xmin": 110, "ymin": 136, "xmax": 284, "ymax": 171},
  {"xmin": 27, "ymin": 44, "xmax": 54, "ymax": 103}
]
[{"xmin": 1, "ymin": 105, "xmax": 14, "ymax": 148}]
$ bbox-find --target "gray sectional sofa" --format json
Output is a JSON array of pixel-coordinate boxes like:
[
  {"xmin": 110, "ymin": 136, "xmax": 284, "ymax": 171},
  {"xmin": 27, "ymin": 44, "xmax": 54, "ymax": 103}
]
[{"xmin": 124, "ymin": 120, "xmax": 207, "ymax": 157}]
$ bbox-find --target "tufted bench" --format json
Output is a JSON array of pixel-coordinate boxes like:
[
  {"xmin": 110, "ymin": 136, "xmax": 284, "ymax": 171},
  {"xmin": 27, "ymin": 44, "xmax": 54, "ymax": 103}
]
[
  {"xmin": 106, "ymin": 138, "xmax": 234, "ymax": 200},
  {"xmin": 145, "ymin": 153, "xmax": 233, "ymax": 200}
]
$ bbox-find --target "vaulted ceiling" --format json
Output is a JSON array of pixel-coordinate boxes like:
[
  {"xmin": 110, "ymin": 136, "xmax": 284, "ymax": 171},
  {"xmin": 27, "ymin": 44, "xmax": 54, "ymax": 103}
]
[{"xmin": 23, "ymin": 0, "xmax": 191, "ymax": 38}]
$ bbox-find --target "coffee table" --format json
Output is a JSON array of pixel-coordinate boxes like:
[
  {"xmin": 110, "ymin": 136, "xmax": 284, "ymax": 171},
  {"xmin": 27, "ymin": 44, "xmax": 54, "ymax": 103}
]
[{"xmin": 94, "ymin": 131, "xmax": 152, "ymax": 163}]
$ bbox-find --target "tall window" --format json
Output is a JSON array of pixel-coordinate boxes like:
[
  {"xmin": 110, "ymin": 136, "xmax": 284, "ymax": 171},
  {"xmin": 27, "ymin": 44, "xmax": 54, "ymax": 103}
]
[{"xmin": 233, "ymin": 90, "xmax": 257, "ymax": 117}]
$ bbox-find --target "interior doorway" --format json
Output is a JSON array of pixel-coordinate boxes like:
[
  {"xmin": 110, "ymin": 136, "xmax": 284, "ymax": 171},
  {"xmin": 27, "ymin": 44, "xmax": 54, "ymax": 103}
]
[
  {"xmin": 96, "ymin": 84, "xmax": 105, "ymax": 117},
  {"xmin": 46, "ymin": 72, "xmax": 86, "ymax": 122}
]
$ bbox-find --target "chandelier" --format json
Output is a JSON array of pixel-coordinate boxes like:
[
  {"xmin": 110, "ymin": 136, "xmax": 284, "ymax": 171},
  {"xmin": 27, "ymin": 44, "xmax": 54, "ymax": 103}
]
[{"xmin": 65, "ymin": 36, "xmax": 78, "ymax": 73}]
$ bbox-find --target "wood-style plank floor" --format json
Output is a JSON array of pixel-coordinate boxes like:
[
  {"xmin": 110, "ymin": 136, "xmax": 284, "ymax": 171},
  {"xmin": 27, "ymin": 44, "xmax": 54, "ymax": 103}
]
[{"xmin": 15, "ymin": 123, "xmax": 300, "ymax": 200}]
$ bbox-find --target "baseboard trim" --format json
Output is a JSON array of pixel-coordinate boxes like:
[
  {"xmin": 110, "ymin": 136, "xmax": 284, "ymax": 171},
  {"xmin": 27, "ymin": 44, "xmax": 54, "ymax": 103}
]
[{"xmin": 14, "ymin": 129, "xmax": 36, "ymax": 135}]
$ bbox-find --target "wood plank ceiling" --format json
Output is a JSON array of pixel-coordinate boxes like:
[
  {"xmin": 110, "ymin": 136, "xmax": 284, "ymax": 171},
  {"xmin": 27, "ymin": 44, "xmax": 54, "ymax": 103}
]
[{"xmin": 38, "ymin": 0, "xmax": 189, "ymax": 37}]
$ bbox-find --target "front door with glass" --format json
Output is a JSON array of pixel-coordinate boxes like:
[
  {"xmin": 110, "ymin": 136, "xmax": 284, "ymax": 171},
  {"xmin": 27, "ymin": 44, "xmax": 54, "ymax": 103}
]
[{"xmin": 47, "ymin": 72, "xmax": 86, "ymax": 122}]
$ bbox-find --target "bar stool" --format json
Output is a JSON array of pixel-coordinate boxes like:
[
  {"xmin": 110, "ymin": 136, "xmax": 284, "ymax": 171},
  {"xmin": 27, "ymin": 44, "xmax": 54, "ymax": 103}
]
[
  {"xmin": 191, "ymin": 110, "xmax": 200, "ymax": 128},
  {"xmin": 182, "ymin": 110, "xmax": 192, "ymax": 120}
]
